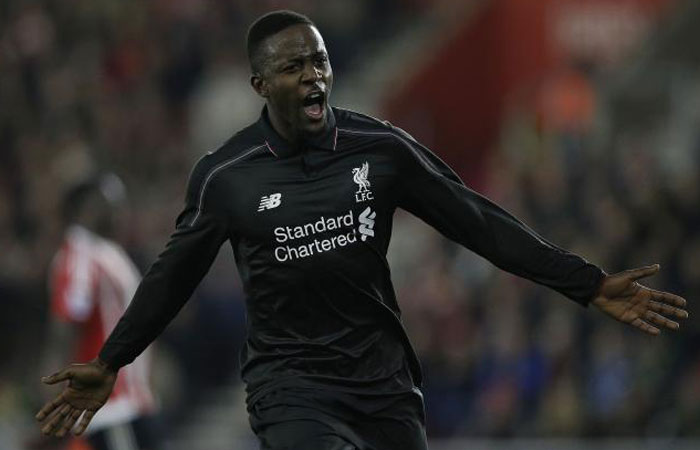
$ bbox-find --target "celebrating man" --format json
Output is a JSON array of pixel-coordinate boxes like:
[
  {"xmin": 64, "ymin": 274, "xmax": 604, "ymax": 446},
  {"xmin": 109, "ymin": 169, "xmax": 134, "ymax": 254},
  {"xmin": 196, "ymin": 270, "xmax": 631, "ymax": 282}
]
[{"xmin": 37, "ymin": 10, "xmax": 688, "ymax": 450}]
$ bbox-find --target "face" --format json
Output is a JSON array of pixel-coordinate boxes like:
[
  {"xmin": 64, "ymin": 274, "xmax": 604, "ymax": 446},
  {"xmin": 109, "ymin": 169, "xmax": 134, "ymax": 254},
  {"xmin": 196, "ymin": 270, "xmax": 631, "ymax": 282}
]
[{"xmin": 251, "ymin": 24, "xmax": 333, "ymax": 138}]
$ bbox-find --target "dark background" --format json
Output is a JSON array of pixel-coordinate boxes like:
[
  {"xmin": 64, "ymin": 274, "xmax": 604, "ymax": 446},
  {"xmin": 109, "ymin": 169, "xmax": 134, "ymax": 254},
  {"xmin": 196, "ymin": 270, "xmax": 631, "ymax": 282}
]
[{"xmin": 1, "ymin": 0, "xmax": 699, "ymax": 448}]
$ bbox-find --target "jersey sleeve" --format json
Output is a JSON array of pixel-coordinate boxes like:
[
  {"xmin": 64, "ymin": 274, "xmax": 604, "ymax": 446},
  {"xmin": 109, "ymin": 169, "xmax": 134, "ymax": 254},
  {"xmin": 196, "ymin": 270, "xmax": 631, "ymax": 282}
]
[
  {"xmin": 49, "ymin": 245, "xmax": 96, "ymax": 323},
  {"xmin": 392, "ymin": 126, "xmax": 605, "ymax": 306},
  {"xmin": 99, "ymin": 157, "xmax": 230, "ymax": 370}
]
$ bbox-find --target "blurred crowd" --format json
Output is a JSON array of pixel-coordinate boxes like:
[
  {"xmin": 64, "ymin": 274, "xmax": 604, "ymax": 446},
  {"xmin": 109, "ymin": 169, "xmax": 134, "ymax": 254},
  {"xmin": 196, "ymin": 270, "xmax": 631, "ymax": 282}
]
[
  {"xmin": 394, "ymin": 63, "xmax": 700, "ymax": 437},
  {"xmin": 1, "ymin": 0, "xmax": 699, "ymax": 447}
]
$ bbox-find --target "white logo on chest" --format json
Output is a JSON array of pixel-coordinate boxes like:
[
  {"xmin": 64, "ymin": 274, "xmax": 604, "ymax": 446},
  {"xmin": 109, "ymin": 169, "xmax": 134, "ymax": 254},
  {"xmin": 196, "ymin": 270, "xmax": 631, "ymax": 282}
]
[
  {"xmin": 352, "ymin": 162, "xmax": 374, "ymax": 203},
  {"xmin": 258, "ymin": 193, "xmax": 282, "ymax": 211},
  {"xmin": 358, "ymin": 207, "xmax": 376, "ymax": 241}
]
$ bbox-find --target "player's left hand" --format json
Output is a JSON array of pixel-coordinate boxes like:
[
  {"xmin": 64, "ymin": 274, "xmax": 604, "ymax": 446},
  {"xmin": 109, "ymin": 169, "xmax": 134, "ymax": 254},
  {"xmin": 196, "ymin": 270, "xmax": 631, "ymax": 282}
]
[{"xmin": 591, "ymin": 264, "xmax": 688, "ymax": 335}]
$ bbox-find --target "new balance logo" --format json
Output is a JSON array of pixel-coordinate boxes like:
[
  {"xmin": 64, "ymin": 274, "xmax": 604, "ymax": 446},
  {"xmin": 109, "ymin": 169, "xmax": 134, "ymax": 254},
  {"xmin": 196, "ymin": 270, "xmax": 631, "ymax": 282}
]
[
  {"xmin": 358, "ymin": 207, "xmax": 376, "ymax": 241},
  {"xmin": 258, "ymin": 193, "xmax": 282, "ymax": 211}
]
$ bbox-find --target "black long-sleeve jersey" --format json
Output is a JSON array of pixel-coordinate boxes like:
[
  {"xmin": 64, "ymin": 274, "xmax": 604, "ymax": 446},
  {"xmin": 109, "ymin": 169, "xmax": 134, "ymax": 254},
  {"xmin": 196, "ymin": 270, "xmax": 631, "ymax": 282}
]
[{"xmin": 100, "ymin": 106, "xmax": 605, "ymax": 407}]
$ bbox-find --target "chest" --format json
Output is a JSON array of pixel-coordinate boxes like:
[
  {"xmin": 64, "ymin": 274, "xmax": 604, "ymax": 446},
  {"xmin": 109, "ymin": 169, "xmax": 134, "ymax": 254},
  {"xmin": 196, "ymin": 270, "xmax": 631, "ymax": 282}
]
[{"xmin": 221, "ymin": 149, "xmax": 397, "ymax": 240}]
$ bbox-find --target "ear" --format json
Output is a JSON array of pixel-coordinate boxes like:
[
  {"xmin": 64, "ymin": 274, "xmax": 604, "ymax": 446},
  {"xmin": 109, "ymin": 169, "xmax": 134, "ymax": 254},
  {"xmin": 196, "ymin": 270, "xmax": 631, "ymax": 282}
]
[{"xmin": 250, "ymin": 73, "xmax": 269, "ymax": 98}]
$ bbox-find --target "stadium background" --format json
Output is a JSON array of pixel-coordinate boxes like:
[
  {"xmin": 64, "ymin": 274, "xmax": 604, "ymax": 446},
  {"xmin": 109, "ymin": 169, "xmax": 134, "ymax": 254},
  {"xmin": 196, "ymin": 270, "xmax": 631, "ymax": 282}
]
[{"xmin": 1, "ymin": 0, "xmax": 699, "ymax": 448}]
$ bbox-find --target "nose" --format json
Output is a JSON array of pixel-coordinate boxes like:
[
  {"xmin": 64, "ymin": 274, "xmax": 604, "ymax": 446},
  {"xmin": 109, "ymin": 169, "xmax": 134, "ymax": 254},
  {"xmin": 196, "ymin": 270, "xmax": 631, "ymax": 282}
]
[{"xmin": 301, "ymin": 63, "xmax": 322, "ymax": 84}]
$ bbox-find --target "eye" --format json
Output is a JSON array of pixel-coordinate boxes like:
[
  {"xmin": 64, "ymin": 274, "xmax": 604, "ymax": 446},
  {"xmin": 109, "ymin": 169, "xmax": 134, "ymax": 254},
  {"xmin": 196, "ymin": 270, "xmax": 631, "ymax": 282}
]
[
  {"xmin": 282, "ymin": 63, "xmax": 300, "ymax": 73},
  {"xmin": 314, "ymin": 55, "xmax": 328, "ymax": 66}
]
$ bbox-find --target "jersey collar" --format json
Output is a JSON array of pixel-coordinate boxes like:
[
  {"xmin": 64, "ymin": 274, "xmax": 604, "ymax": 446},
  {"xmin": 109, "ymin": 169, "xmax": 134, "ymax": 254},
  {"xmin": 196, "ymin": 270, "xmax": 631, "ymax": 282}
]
[{"xmin": 257, "ymin": 105, "xmax": 338, "ymax": 158}]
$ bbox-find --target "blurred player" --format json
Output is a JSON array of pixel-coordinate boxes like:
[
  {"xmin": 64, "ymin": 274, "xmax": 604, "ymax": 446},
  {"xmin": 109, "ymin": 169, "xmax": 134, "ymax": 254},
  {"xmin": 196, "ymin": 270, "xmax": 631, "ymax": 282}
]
[
  {"xmin": 47, "ymin": 174, "xmax": 159, "ymax": 450},
  {"xmin": 37, "ymin": 11, "xmax": 688, "ymax": 450}
]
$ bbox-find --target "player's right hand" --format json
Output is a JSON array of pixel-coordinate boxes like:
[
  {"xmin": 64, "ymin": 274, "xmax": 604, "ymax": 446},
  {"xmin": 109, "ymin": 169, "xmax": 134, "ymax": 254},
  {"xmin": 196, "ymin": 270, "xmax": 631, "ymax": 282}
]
[{"xmin": 36, "ymin": 358, "xmax": 117, "ymax": 437}]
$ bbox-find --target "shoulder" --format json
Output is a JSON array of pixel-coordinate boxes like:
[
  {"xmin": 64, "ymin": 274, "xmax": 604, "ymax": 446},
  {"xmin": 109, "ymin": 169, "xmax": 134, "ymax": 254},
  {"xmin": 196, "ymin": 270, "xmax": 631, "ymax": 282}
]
[
  {"xmin": 334, "ymin": 107, "xmax": 395, "ymax": 135},
  {"xmin": 333, "ymin": 107, "xmax": 418, "ymax": 145},
  {"xmin": 187, "ymin": 123, "xmax": 268, "ymax": 190},
  {"xmin": 334, "ymin": 107, "xmax": 391, "ymax": 131}
]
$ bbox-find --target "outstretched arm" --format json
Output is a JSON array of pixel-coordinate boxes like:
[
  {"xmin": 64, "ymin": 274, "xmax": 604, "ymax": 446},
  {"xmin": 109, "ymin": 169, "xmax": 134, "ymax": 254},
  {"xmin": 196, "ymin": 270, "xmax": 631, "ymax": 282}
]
[
  {"xmin": 393, "ymin": 127, "xmax": 603, "ymax": 306},
  {"xmin": 37, "ymin": 156, "xmax": 230, "ymax": 436},
  {"xmin": 392, "ymin": 127, "xmax": 688, "ymax": 331},
  {"xmin": 592, "ymin": 264, "xmax": 688, "ymax": 335}
]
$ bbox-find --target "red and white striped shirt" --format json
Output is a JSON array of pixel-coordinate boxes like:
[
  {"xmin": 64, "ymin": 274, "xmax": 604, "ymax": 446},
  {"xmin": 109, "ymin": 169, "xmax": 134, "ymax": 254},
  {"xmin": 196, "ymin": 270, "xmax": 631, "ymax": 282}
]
[{"xmin": 49, "ymin": 225, "xmax": 155, "ymax": 433}]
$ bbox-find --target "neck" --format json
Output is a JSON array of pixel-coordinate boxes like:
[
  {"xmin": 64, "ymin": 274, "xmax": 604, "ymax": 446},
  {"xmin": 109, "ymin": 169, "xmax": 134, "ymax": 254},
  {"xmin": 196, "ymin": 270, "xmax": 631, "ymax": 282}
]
[{"xmin": 267, "ymin": 104, "xmax": 300, "ymax": 144}]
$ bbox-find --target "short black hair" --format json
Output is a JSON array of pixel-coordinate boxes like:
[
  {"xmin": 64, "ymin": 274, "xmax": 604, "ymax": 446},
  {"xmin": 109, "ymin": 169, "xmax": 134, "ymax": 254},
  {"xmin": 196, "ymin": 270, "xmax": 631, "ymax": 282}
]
[{"xmin": 246, "ymin": 10, "xmax": 315, "ymax": 73}]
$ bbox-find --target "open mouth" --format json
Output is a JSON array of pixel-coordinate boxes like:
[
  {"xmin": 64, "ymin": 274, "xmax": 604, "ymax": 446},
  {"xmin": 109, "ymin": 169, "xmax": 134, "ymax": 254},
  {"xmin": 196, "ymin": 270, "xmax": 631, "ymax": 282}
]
[{"xmin": 302, "ymin": 91, "xmax": 325, "ymax": 121}]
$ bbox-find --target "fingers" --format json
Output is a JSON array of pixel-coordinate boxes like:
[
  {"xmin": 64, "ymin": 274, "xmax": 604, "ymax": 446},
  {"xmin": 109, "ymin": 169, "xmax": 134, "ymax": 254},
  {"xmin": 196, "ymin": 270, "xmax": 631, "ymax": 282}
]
[
  {"xmin": 631, "ymin": 317, "xmax": 660, "ymax": 336},
  {"xmin": 35, "ymin": 392, "xmax": 65, "ymax": 421},
  {"xmin": 645, "ymin": 310, "xmax": 680, "ymax": 331},
  {"xmin": 40, "ymin": 403, "xmax": 71, "ymax": 435},
  {"xmin": 56, "ymin": 409, "xmax": 83, "ymax": 438},
  {"xmin": 74, "ymin": 410, "xmax": 95, "ymax": 436},
  {"xmin": 36, "ymin": 367, "xmax": 75, "ymax": 422},
  {"xmin": 41, "ymin": 367, "xmax": 73, "ymax": 385},
  {"xmin": 40, "ymin": 405, "xmax": 85, "ymax": 437},
  {"xmin": 649, "ymin": 299, "xmax": 688, "ymax": 319},
  {"xmin": 650, "ymin": 290, "xmax": 688, "ymax": 310},
  {"xmin": 624, "ymin": 264, "xmax": 660, "ymax": 281}
]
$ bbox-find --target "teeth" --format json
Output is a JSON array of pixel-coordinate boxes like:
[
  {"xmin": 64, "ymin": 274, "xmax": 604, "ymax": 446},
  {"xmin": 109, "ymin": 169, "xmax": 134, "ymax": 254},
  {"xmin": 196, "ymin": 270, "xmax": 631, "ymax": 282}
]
[{"xmin": 303, "ymin": 92, "xmax": 323, "ymax": 107}]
